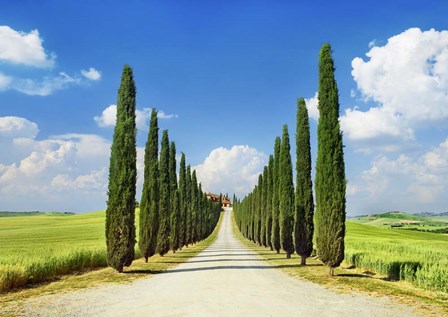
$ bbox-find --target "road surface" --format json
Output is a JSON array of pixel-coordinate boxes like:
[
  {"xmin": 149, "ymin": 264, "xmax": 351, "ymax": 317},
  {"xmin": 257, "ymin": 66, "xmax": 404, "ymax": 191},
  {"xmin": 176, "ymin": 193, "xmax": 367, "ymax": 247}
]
[{"xmin": 17, "ymin": 209, "xmax": 421, "ymax": 316}]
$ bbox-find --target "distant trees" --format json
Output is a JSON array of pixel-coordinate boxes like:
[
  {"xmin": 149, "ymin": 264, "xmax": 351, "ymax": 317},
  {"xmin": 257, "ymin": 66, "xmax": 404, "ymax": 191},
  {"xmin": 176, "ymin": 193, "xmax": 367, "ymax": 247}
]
[
  {"xmin": 315, "ymin": 43, "xmax": 346, "ymax": 276},
  {"xmin": 235, "ymin": 43, "xmax": 346, "ymax": 275},
  {"xmin": 295, "ymin": 98, "xmax": 314, "ymax": 266},
  {"xmin": 105, "ymin": 65, "xmax": 137, "ymax": 273}
]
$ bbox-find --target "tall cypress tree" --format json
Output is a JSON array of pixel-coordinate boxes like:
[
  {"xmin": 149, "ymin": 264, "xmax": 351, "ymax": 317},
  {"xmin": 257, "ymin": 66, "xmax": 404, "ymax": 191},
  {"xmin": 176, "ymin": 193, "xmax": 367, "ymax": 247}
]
[
  {"xmin": 315, "ymin": 43, "xmax": 346, "ymax": 276},
  {"xmin": 190, "ymin": 170, "xmax": 199, "ymax": 244},
  {"xmin": 105, "ymin": 65, "xmax": 137, "ymax": 272},
  {"xmin": 279, "ymin": 124, "xmax": 294, "ymax": 258},
  {"xmin": 271, "ymin": 137, "xmax": 281, "ymax": 253},
  {"xmin": 178, "ymin": 153, "xmax": 187, "ymax": 248},
  {"xmin": 139, "ymin": 109, "xmax": 159, "ymax": 262},
  {"xmin": 169, "ymin": 142, "xmax": 180, "ymax": 252},
  {"xmin": 260, "ymin": 166, "xmax": 268, "ymax": 247},
  {"xmin": 157, "ymin": 130, "xmax": 171, "ymax": 256},
  {"xmin": 266, "ymin": 155, "xmax": 274, "ymax": 250},
  {"xmin": 170, "ymin": 189, "xmax": 180, "ymax": 253},
  {"xmin": 295, "ymin": 98, "xmax": 315, "ymax": 265},
  {"xmin": 185, "ymin": 165, "xmax": 192, "ymax": 246}
]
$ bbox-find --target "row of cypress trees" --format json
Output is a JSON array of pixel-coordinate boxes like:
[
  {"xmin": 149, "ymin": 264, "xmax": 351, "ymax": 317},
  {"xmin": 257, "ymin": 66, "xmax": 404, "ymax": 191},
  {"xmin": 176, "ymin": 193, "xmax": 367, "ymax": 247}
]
[
  {"xmin": 234, "ymin": 43, "xmax": 346, "ymax": 275},
  {"xmin": 105, "ymin": 65, "xmax": 221, "ymax": 273}
]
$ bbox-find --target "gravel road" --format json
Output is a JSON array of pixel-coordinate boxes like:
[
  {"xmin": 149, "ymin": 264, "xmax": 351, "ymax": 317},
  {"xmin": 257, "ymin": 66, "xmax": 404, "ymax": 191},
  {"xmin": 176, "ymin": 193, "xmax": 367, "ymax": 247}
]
[{"xmin": 16, "ymin": 209, "xmax": 422, "ymax": 317}]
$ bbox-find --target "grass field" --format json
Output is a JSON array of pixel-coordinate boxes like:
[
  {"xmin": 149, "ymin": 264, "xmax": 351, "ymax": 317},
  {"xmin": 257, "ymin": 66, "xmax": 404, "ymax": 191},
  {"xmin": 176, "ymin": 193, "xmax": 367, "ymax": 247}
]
[
  {"xmin": 232, "ymin": 212, "xmax": 448, "ymax": 316},
  {"xmin": 345, "ymin": 222, "xmax": 448, "ymax": 293},
  {"xmin": 0, "ymin": 210, "xmax": 222, "ymax": 293}
]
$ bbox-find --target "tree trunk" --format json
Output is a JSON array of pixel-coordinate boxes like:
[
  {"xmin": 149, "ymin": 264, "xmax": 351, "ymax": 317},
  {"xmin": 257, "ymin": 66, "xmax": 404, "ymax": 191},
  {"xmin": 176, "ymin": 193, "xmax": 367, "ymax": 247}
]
[
  {"xmin": 145, "ymin": 257, "xmax": 148, "ymax": 263},
  {"xmin": 301, "ymin": 255, "xmax": 306, "ymax": 266},
  {"xmin": 286, "ymin": 253, "xmax": 291, "ymax": 259},
  {"xmin": 329, "ymin": 267, "xmax": 334, "ymax": 276},
  {"xmin": 276, "ymin": 250, "xmax": 280, "ymax": 254}
]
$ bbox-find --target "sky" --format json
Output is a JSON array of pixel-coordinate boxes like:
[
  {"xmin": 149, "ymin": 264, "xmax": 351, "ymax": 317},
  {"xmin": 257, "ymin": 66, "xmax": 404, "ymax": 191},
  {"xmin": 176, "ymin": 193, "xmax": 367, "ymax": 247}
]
[{"xmin": 0, "ymin": 0, "xmax": 447, "ymax": 215}]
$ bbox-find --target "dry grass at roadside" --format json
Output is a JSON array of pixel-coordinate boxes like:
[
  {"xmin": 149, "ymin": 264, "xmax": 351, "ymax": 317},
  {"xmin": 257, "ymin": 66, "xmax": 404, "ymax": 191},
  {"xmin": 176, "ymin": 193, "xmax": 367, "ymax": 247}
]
[{"xmin": 231, "ymin": 212, "xmax": 448, "ymax": 317}]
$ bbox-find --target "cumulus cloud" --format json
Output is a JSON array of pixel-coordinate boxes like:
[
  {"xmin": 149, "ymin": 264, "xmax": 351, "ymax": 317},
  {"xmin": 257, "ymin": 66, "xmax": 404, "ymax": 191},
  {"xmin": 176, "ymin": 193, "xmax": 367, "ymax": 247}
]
[
  {"xmin": 194, "ymin": 145, "xmax": 267, "ymax": 198},
  {"xmin": 343, "ymin": 28, "xmax": 448, "ymax": 148},
  {"xmin": 81, "ymin": 67, "xmax": 102, "ymax": 81},
  {"xmin": 0, "ymin": 116, "xmax": 39, "ymax": 139},
  {"xmin": 94, "ymin": 105, "xmax": 178, "ymax": 129},
  {"xmin": 0, "ymin": 116, "xmax": 113, "ymax": 211},
  {"xmin": 348, "ymin": 138, "xmax": 448, "ymax": 213},
  {"xmin": 0, "ymin": 25, "xmax": 101, "ymax": 96},
  {"xmin": 304, "ymin": 93, "xmax": 319, "ymax": 121},
  {"xmin": 0, "ymin": 25, "xmax": 55, "ymax": 68}
]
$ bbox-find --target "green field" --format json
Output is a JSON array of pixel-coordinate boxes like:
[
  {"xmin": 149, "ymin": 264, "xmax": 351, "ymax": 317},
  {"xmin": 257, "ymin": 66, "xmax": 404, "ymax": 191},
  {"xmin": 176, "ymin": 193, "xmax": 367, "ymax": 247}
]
[
  {"xmin": 0, "ymin": 211, "xmax": 110, "ymax": 291},
  {"xmin": 346, "ymin": 222, "xmax": 448, "ymax": 292}
]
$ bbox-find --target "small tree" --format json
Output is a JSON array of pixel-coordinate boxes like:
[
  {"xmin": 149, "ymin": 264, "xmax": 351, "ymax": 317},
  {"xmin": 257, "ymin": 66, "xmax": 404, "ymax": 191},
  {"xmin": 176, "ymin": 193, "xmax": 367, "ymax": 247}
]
[
  {"xmin": 295, "ymin": 98, "xmax": 314, "ymax": 265},
  {"xmin": 315, "ymin": 43, "xmax": 346, "ymax": 276},
  {"xmin": 105, "ymin": 65, "xmax": 137, "ymax": 272}
]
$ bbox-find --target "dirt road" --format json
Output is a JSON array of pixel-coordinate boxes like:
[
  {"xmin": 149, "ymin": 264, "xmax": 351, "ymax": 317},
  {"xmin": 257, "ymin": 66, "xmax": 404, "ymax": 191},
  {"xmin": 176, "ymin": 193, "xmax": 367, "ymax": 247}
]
[{"xmin": 18, "ymin": 209, "xmax": 421, "ymax": 316}]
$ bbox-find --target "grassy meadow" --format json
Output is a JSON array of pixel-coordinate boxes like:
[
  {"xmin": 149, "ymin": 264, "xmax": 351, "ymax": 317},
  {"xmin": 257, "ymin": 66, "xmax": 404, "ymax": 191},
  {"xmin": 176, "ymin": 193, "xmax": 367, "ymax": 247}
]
[
  {"xmin": 0, "ymin": 210, "xmax": 223, "ymax": 293},
  {"xmin": 345, "ymin": 222, "xmax": 448, "ymax": 293},
  {"xmin": 0, "ymin": 211, "xmax": 108, "ymax": 291}
]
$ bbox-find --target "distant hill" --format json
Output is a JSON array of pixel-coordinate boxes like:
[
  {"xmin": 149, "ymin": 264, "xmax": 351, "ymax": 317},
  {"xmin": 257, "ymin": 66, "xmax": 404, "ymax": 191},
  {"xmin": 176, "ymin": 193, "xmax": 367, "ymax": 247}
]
[
  {"xmin": 0, "ymin": 211, "xmax": 75, "ymax": 217},
  {"xmin": 349, "ymin": 211, "xmax": 448, "ymax": 233}
]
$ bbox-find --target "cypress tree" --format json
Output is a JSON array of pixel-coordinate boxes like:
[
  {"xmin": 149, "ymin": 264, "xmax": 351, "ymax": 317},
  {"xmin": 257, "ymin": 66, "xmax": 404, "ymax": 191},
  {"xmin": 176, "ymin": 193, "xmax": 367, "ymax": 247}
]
[
  {"xmin": 266, "ymin": 155, "xmax": 274, "ymax": 250},
  {"xmin": 170, "ymin": 189, "xmax": 180, "ymax": 252},
  {"xmin": 190, "ymin": 170, "xmax": 199, "ymax": 244},
  {"xmin": 271, "ymin": 137, "xmax": 281, "ymax": 253},
  {"xmin": 169, "ymin": 142, "xmax": 180, "ymax": 252},
  {"xmin": 157, "ymin": 130, "xmax": 171, "ymax": 256},
  {"xmin": 315, "ymin": 43, "xmax": 346, "ymax": 276},
  {"xmin": 295, "ymin": 98, "xmax": 314, "ymax": 265},
  {"xmin": 185, "ymin": 165, "xmax": 192, "ymax": 245},
  {"xmin": 260, "ymin": 166, "xmax": 268, "ymax": 247},
  {"xmin": 105, "ymin": 65, "xmax": 137, "ymax": 272},
  {"xmin": 139, "ymin": 109, "xmax": 159, "ymax": 262},
  {"xmin": 178, "ymin": 153, "xmax": 187, "ymax": 248},
  {"xmin": 279, "ymin": 125, "xmax": 294, "ymax": 258}
]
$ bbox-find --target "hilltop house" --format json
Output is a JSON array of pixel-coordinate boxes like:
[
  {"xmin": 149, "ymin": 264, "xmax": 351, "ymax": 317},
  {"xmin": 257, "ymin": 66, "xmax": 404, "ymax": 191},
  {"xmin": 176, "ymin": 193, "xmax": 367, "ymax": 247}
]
[{"xmin": 206, "ymin": 193, "xmax": 232, "ymax": 207}]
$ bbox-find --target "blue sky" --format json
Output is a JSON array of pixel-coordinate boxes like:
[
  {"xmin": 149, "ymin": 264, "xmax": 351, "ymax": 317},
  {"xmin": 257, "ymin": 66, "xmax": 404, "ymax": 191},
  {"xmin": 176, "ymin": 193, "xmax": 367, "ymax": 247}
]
[{"xmin": 0, "ymin": 1, "xmax": 447, "ymax": 215}]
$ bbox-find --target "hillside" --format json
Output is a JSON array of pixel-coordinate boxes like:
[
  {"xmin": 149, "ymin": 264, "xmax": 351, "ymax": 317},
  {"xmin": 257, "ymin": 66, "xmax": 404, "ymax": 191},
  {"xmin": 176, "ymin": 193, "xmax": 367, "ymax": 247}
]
[{"xmin": 349, "ymin": 211, "xmax": 448, "ymax": 233}]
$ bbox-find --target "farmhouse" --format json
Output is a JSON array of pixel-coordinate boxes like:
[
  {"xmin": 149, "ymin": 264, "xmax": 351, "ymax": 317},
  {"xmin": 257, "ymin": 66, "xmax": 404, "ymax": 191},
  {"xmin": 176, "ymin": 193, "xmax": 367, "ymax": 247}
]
[{"xmin": 207, "ymin": 193, "xmax": 232, "ymax": 207}]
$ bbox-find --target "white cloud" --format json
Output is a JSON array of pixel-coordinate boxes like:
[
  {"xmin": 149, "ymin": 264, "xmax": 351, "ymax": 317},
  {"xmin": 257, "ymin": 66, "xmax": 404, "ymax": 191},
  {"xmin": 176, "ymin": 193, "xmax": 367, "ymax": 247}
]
[
  {"xmin": 194, "ymin": 145, "xmax": 267, "ymax": 198},
  {"xmin": 0, "ymin": 25, "xmax": 101, "ymax": 96},
  {"xmin": 304, "ymin": 93, "xmax": 319, "ymax": 121},
  {"xmin": 12, "ymin": 72, "xmax": 81, "ymax": 96},
  {"xmin": 0, "ymin": 116, "xmax": 39, "ymax": 138},
  {"xmin": 343, "ymin": 28, "xmax": 448, "ymax": 149},
  {"xmin": 81, "ymin": 67, "xmax": 102, "ymax": 81},
  {"xmin": 158, "ymin": 110, "xmax": 178, "ymax": 119},
  {"xmin": 0, "ymin": 25, "xmax": 56, "ymax": 68},
  {"xmin": 94, "ymin": 105, "xmax": 178, "ymax": 129},
  {"xmin": 94, "ymin": 105, "xmax": 117, "ymax": 127},
  {"xmin": 348, "ymin": 138, "xmax": 448, "ymax": 213},
  {"xmin": 0, "ymin": 73, "xmax": 12, "ymax": 90}
]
